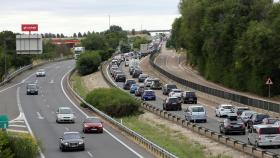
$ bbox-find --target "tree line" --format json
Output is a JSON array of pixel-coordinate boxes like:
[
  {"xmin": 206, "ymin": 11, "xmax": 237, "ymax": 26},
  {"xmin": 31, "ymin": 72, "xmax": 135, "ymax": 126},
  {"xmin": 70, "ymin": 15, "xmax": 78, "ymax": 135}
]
[{"xmin": 168, "ymin": 0, "xmax": 280, "ymax": 96}]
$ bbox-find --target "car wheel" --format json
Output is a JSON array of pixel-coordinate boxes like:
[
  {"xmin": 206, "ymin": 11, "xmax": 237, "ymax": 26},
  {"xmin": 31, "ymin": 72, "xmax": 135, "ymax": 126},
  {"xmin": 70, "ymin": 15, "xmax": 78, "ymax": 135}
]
[
  {"xmin": 219, "ymin": 112, "xmax": 221, "ymax": 118},
  {"xmin": 248, "ymin": 138, "xmax": 252, "ymax": 145},
  {"xmin": 204, "ymin": 119, "xmax": 207, "ymax": 123},
  {"xmin": 255, "ymin": 141, "xmax": 259, "ymax": 147},
  {"xmin": 224, "ymin": 130, "xmax": 228, "ymax": 135},
  {"xmin": 56, "ymin": 119, "xmax": 59, "ymax": 123},
  {"xmin": 242, "ymin": 131, "xmax": 246, "ymax": 135},
  {"xmin": 219, "ymin": 127, "xmax": 223, "ymax": 133}
]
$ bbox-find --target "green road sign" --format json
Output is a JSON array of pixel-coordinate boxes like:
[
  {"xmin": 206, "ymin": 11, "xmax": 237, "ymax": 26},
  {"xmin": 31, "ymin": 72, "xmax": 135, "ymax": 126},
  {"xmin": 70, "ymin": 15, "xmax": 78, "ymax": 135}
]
[{"xmin": 0, "ymin": 115, "xmax": 9, "ymax": 129}]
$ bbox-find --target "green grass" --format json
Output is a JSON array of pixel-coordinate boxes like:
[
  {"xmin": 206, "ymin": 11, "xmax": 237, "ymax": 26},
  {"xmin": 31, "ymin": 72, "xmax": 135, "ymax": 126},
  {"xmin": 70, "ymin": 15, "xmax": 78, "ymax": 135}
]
[
  {"xmin": 120, "ymin": 115, "xmax": 232, "ymax": 158},
  {"xmin": 71, "ymin": 71, "xmax": 88, "ymax": 98}
]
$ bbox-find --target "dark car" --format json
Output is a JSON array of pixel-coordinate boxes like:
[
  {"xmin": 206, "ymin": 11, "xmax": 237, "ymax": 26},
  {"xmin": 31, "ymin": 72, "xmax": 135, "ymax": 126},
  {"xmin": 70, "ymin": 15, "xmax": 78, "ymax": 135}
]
[
  {"xmin": 141, "ymin": 90, "xmax": 156, "ymax": 101},
  {"xmin": 26, "ymin": 83, "xmax": 38, "ymax": 95},
  {"xmin": 129, "ymin": 67, "xmax": 136, "ymax": 75},
  {"xmin": 59, "ymin": 132, "xmax": 85, "ymax": 151},
  {"xmin": 112, "ymin": 70, "xmax": 122, "ymax": 79},
  {"xmin": 163, "ymin": 97, "xmax": 182, "ymax": 111},
  {"xmin": 115, "ymin": 74, "xmax": 126, "ymax": 82},
  {"xmin": 150, "ymin": 79, "xmax": 162, "ymax": 90},
  {"xmin": 247, "ymin": 113, "xmax": 270, "ymax": 129},
  {"xmin": 82, "ymin": 117, "xmax": 103, "ymax": 133},
  {"xmin": 132, "ymin": 69, "xmax": 142, "ymax": 78},
  {"xmin": 183, "ymin": 91, "xmax": 197, "ymax": 104},
  {"xmin": 123, "ymin": 79, "xmax": 136, "ymax": 90},
  {"xmin": 219, "ymin": 113, "xmax": 246, "ymax": 135},
  {"xmin": 162, "ymin": 84, "xmax": 177, "ymax": 95},
  {"xmin": 138, "ymin": 74, "xmax": 149, "ymax": 82}
]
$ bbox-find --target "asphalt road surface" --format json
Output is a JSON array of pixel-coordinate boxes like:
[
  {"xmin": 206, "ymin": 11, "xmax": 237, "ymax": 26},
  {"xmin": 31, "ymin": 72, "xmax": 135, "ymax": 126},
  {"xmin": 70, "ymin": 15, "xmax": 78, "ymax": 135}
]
[{"xmin": 0, "ymin": 60, "xmax": 155, "ymax": 158}]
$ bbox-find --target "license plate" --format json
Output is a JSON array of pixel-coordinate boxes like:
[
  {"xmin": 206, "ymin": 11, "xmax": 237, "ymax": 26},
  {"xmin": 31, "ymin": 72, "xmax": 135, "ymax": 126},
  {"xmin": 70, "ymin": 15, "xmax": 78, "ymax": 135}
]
[{"xmin": 91, "ymin": 128, "xmax": 97, "ymax": 131}]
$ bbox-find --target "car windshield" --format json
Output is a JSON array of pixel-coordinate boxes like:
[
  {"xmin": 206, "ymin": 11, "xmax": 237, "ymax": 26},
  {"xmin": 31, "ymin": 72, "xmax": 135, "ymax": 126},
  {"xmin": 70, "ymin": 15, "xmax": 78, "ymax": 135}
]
[
  {"xmin": 84, "ymin": 118, "xmax": 101, "ymax": 123},
  {"xmin": 59, "ymin": 108, "xmax": 72, "ymax": 114},
  {"xmin": 169, "ymin": 98, "xmax": 178, "ymax": 102},
  {"xmin": 140, "ymin": 74, "xmax": 148, "ymax": 78},
  {"xmin": 223, "ymin": 106, "xmax": 232, "ymax": 109},
  {"xmin": 256, "ymin": 114, "xmax": 269, "ymax": 121},
  {"xmin": 186, "ymin": 92, "xmax": 195, "ymax": 97},
  {"xmin": 228, "ymin": 116, "xmax": 238, "ymax": 121},
  {"xmin": 266, "ymin": 119, "xmax": 279, "ymax": 124},
  {"xmin": 28, "ymin": 84, "xmax": 37, "ymax": 89},
  {"xmin": 38, "ymin": 69, "xmax": 44, "ymax": 72},
  {"xmin": 192, "ymin": 107, "xmax": 204, "ymax": 112},
  {"xmin": 63, "ymin": 133, "xmax": 81, "ymax": 140},
  {"xmin": 145, "ymin": 91, "xmax": 155, "ymax": 95},
  {"xmin": 167, "ymin": 85, "xmax": 177, "ymax": 89},
  {"xmin": 259, "ymin": 128, "xmax": 280, "ymax": 134},
  {"xmin": 127, "ymin": 80, "xmax": 136, "ymax": 84}
]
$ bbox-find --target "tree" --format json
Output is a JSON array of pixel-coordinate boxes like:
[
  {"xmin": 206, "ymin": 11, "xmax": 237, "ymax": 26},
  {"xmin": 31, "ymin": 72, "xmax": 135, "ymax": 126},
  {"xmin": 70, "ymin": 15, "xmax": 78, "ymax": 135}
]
[
  {"xmin": 60, "ymin": 33, "xmax": 65, "ymax": 38},
  {"xmin": 78, "ymin": 32, "xmax": 82, "ymax": 38},
  {"xmin": 83, "ymin": 32, "xmax": 87, "ymax": 37},
  {"xmin": 73, "ymin": 33, "xmax": 77, "ymax": 38},
  {"xmin": 77, "ymin": 51, "xmax": 102, "ymax": 75},
  {"xmin": 81, "ymin": 33, "xmax": 108, "ymax": 51},
  {"xmin": 56, "ymin": 34, "xmax": 60, "ymax": 38},
  {"xmin": 131, "ymin": 29, "xmax": 136, "ymax": 35}
]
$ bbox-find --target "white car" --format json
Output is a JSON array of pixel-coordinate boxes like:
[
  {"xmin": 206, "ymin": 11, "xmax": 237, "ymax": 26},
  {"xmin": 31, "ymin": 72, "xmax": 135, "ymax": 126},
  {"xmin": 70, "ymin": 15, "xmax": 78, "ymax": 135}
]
[
  {"xmin": 56, "ymin": 107, "xmax": 75, "ymax": 123},
  {"xmin": 169, "ymin": 89, "xmax": 184, "ymax": 102},
  {"xmin": 215, "ymin": 104, "xmax": 234, "ymax": 117},
  {"xmin": 125, "ymin": 59, "xmax": 129, "ymax": 67},
  {"xmin": 144, "ymin": 77, "xmax": 153, "ymax": 87},
  {"xmin": 248, "ymin": 124, "xmax": 280, "ymax": 147},
  {"xmin": 36, "ymin": 69, "xmax": 46, "ymax": 77}
]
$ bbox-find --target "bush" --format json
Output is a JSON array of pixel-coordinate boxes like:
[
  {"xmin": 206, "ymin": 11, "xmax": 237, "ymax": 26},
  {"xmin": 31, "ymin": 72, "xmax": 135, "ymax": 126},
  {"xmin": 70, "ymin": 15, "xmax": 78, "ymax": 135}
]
[
  {"xmin": 8, "ymin": 133, "xmax": 39, "ymax": 158},
  {"xmin": 76, "ymin": 51, "xmax": 102, "ymax": 76},
  {"xmin": 0, "ymin": 131, "xmax": 13, "ymax": 158},
  {"xmin": 85, "ymin": 88, "xmax": 141, "ymax": 117}
]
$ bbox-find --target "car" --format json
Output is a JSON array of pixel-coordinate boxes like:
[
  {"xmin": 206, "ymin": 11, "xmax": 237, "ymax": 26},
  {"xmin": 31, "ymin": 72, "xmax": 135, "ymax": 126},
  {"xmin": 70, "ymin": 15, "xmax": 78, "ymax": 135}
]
[
  {"xmin": 248, "ymin": 125, "xmax": 280, "ymax": 147},
  {"xmin": 262, "ymin": 118, "xmax": 280, "ymax": 125},
  {"xmin": 184, "ymin": 105, "xmax": 207, "ymax": 123},
  {"xmin": 150, "ymin": 78, "xmax": 162, "ymax": 90},
  {"xmin": 135, "ymin": 84, "xmax": 146, "ymax": 97},
  {"xmin": 110, "ymin": 66, "xmax": 119, "ymax": 75},
  {"xmin": 163, "ymin": 97, "xmax": 182, "ymax": 111},
  {"xmin": 141, "ymin": 90, "xmax": 156, "ymax": 101},
  {"xmin": 162, "ymin": 84, "xmax": 177, "ymax": 95},
  {"xmin": 215, "ymin": 104, "xmax": 234, "ymax": 117},
  {"xmin": 240, "ymin": 110, "xmax": 257, "ymax": 126},
  {"xmin": 82, "ymin": 117, "xmax": 103, "ymax": 133},
  {"xmin": 36, "ymin": 69, "xmax": 46, "ymax": 77},
  {"xmin": 219, "ymin": 113, "xmax": 246, "ymax": 135},
  {"xmin": 138, "ymin": 74, "xmax": 149, "ymax": 82},
  {"xmin": 183, "ymin": 91, "xmax": 197, "ymax": 104},
  {"xmin": 26, "ymin": 83, "xmax": 38, "ymax": 95},
  {"xmin": 232, "ymin": 106, "xmax": 250, "ymax": 116},
  {"xmin": 144, "ymin": 77, "xmax": 153, "ymax": 87},
  {"xmin": 125, "ymin": 59, "xmax": 129, "ymax": 67},
  {"xmin": 169, "ymin": 89, "xmax": 184, "ymax": 102},
  {"xmin": 130, "ymin": 84, "xmax": 139, "ymax": 93},
  {"xmin": 247, "ymin": 113, "xmax": 270, "ymax": 129},
  {"xmin": 115, "ymin": 73, "xmax": 126, "ymax": 82},
  {"xmin": 112, "ymin": 70, "xmax": 122, "ymax": 79},
  {"xmin": 274, "ymin": 121, "xmax": 280, "ymax": 126},
  {"xmin": 132, "ymin": 68, "xmax": 142, "ymax": 78},
  {"xmin": 123, "ymin": 79, "xmax": 136, "ymax": 90},
  {"xmin": 59, "ymin": 132, "xmax": 85, "ymax": 151},
  {"xmin": 56, "ymin": 107, "xmax": 75, "ymax": 123},
  {"xmin": 129, "ymin": 66, "xmax": 137, "ymax": 75}
]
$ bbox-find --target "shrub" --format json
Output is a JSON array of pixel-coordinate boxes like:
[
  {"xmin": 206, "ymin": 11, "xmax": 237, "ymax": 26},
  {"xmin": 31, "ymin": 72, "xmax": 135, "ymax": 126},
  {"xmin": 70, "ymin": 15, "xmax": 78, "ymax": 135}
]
[
  {"xmin": 85, "ymin": 88, "xmax": 140, "ymax": 117},
  {"xmin": 76, "ymin": 51, "xmax": 102, "ymax": 76},
  {"xmin": 8, "ymin": 133, "xmax": 39, "ymax": 158},
  {"xmin": 0, "ymin": 131, "xmax": 13, "ymax": 158}
]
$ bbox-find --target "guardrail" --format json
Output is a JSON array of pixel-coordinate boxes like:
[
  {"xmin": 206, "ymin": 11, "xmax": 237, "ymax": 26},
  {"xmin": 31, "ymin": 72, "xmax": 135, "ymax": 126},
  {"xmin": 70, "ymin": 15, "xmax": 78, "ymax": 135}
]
[
  {"xmin": 100, "ymin": 59, "xmax": 280, "ymax": 158},
  {"xmin": 149, "ymin": 52, "xmax": 280, "ymax": 114},
  {"xmin": 67, "ymin": 64, "xmax": 178, "ymax": 158},
  {"xmin": 0, "ymin": 56, "xmax": 73, "ymax": 87}
]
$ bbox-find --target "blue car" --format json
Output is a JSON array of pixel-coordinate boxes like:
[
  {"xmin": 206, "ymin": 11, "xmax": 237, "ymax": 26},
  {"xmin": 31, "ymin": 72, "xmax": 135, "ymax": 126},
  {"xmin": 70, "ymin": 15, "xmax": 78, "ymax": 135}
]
[
  {"xmin": 130, "ymin": 84, "xmax": 139, "ymax": 93},
  {"xmin": 141, "ymin": 90, "xmax": 156, "ymax": 101}
]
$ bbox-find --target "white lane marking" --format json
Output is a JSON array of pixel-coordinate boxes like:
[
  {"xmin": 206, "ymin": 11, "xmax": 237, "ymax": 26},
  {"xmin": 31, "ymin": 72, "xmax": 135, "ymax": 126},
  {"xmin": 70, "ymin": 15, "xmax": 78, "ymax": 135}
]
[
  {"xmin": 35, "ymin": 79, "xmax": 38, "ymax": 84},
  {"xmin": 16, "ymin": 87, "xmax": 45, "ymax": 158},
  {"xmin": 9, "ymin": 124, "xmax": 27, "ymax": 128},
  {"xmin": 87, "ymin": 151, "xmax": 93, "ymax": 157},
  {"xmin": 36, "ymin": 112, "xmax": 44, "ymax": 120},
  {"xmin": 65, "ymin": 127, "xmax": 69, "ymax": 131},
  {"xmin": 7, "ymin": 129, "xmax": 29, "ymax": 134},
  {"xmin": 61, "ymin": 68, "xmax": 144, "ymax": 158},
  {"xmin": 9, "ymin": 120, "xmax": 24, "ymax": 123},
  {"xmin": 50, "ymin": 80, "xmax": 54, "ymax": 84}
]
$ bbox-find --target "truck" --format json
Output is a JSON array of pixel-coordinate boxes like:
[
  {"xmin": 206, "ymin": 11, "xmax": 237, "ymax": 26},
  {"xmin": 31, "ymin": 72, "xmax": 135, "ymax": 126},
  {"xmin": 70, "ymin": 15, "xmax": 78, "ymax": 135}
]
[{"xmin": 73, "ymin": 47, "xmax": 85, "ymax": 59}]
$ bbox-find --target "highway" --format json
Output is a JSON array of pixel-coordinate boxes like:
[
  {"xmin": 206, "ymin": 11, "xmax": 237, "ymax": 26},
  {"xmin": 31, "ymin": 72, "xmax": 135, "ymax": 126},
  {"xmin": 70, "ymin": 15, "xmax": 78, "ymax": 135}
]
[
  {"xmin": 106, "ymin": 57, "xmax": 280, "ymax": 156},
  {"xmin": 0, "ymin": 60, "xmax": 155, "ymax": 158}
]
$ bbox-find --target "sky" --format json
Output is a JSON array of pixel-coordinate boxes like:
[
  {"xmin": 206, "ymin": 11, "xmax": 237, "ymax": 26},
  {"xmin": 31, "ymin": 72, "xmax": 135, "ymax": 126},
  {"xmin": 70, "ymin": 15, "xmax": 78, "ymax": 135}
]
[{"xmin": 0, "ymin": 0, "xmax": 180, "ymax": 36}]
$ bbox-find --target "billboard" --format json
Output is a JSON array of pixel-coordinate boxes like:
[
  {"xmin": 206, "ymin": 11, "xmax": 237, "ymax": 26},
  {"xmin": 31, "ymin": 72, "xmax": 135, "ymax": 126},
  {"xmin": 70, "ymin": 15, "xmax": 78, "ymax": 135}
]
[
  {"xmin": 16, "ymin": 34, "xmax": 43, "ymax": 54},
  {"xmin": 21, "ymin": 24, "xmax": 38, "ymax": 32}
]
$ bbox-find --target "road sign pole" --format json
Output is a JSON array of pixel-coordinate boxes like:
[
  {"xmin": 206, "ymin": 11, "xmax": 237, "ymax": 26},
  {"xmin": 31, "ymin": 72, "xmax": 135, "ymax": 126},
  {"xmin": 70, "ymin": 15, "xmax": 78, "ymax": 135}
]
[{"xmin": 268, "ymin": 84, "xmax": 271, "ymax": 98}]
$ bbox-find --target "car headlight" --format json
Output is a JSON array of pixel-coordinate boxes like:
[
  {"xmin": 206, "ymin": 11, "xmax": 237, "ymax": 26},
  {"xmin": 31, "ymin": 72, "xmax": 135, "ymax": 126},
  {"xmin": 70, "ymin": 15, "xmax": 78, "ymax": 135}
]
[
  {"xmin": 78, "ymin": 141, "xmax": 84, "ymax": 145},
  {"xmin": 27, "ymin": 89, "xmax": 30, "ymax": 91},
  {"xmin": 63, "ymin": 142, "xmax": 69, "ymax": 145}
]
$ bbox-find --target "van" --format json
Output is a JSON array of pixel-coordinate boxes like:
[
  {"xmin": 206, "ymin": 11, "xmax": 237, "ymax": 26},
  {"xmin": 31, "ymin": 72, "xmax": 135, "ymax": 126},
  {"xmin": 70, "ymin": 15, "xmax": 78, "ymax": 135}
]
[{"xmin": 248, "ymin": 125, "xmax": 280, "ymax": 147}]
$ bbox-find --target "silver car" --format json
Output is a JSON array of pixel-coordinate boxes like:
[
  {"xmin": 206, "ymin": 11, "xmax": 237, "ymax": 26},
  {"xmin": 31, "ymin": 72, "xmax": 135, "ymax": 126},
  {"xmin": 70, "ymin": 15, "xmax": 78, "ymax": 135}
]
[
  {"xmin": 56, "ymin": 107, "xmax": 75, "ymax": 123},
  {"xmin": 184, "ymin": 105, "xmax": 207, "ymax": 123},
  {"xmin": 248, "ymin": 125, "xmax": 280, "ymax": 147}
]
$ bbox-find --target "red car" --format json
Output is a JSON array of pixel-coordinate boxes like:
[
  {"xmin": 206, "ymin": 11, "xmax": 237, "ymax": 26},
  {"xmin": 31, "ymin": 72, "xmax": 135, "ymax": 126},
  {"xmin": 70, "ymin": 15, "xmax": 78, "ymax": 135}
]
[{"xmin": 82, "ymin": 117, "xmax": 103, "ymax": 133}]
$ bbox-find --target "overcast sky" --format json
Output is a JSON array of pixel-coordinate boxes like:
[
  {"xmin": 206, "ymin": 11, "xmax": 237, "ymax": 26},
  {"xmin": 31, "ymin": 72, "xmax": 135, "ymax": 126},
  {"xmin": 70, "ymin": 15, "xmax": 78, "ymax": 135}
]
[{"xmin": 0, "ymin": 0, "xmax": 180, "ymax": 35}]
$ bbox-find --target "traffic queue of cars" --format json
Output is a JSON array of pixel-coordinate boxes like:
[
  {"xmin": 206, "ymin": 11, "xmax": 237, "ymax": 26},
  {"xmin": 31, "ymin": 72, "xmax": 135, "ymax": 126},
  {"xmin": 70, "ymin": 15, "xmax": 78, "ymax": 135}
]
[
  {"xmin": 26, "ymin": 69, "xmax": 105, "ymax": 152},
  {"xmin": 111, "ymin": 55, "xmax": 280, "ymax": 148}
]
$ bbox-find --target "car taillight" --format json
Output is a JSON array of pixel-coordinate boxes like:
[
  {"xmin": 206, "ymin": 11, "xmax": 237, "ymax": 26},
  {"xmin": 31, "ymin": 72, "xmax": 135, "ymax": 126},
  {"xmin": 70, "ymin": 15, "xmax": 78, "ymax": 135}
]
[{"xmin": 98, "ymin": 124, "xmax": 103, "ymax": 128}]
